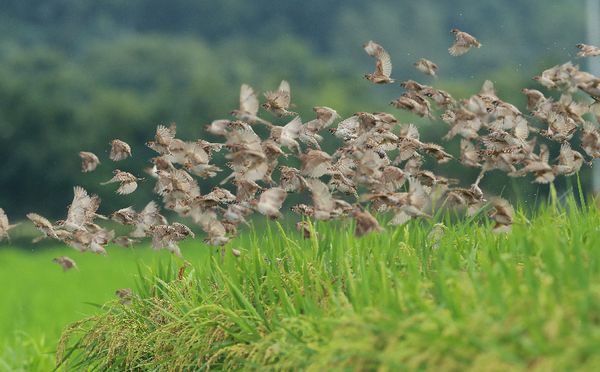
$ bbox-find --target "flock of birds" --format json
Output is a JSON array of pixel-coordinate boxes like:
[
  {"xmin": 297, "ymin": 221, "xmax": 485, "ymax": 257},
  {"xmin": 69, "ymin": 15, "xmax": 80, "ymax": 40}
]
[{"xmin": 2, "ymin": 29, "xmax": 600, "ymax": 273}]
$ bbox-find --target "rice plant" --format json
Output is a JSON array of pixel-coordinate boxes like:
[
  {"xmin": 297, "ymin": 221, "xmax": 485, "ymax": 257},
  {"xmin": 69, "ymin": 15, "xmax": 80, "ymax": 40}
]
[{"xmin": 55, "ymin": 186, "xmax": 600, "ymax": 371}]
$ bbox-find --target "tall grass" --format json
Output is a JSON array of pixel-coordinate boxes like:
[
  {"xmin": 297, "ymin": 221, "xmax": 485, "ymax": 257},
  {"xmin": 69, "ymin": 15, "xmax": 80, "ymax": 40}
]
[
  {"xmin": 55, "ymin": 188, "xmax": 600, "ymax": 371},
  {"xmin": 0, "ymin": 332, "xmax": 56, "ymax": 372}
]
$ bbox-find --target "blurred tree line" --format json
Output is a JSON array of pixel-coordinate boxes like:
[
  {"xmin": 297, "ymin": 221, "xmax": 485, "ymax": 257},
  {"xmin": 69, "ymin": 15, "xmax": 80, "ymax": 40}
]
[{"xmin": 0, "ymin": 0, "xmax": 592, "ymax": 223}]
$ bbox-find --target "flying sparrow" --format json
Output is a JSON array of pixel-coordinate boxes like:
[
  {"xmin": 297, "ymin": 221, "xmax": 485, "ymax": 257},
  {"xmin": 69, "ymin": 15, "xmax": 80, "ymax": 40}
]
[
  {"xmin": 53, "ymin": 256, "xmax": 79, "ymax": 272},
  {"xmin": 109, "ymin": 139, "xmax": 132, "ymax": 161},
  {"xmin": 79, "ymin": 151, "xmax": 100, "ymax": 172},
  {"xmin": 449, "ymin": 29, "xmax": 481, "ymax": 56}
]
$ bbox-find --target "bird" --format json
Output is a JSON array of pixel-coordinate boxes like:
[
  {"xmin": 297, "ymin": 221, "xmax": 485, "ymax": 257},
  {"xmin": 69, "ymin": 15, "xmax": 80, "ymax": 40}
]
[
  {"xmin": 53, "ymin": 256, "xmax": 79, "ymax": 272},
  {"xmin": 413, "ymin": 58, "xmax": 439, "ymax": 79},
  {"xmin": 532, "ymin": 76, "xmax": 559, "ymax": 90},
  {"xmin": 203, "ymin": 119, "xmax": 230, "ymax": 136},
  {"xmin": 306, "ymin": 178, "xmax": 336, "ymax": 221},
  {"xmin": 268, "ymin": 115, "xmax": 303, "ymax": 153},
  {"xmin": 363, "ymin": 41, "xmax": 395, "ymax": 85},
  {"xmin": 295, "ymin": 221, "xmax": 325, "ymax": 241},
  {"xmin": 328, "ymin": 115, "xmax": 360, "ymax": 142},
  {"xmin": 520, "ymin": 88, "xmax": 547, "ymax": 110},
  {"xmin": 446, "ymin": 185, "xmax": 486, "ymax": 217},
  {"xmin": 391, "ymin": 177, "xmax": 433, "ymax": 226},
  {"xmin": 449, "ymin": 29, "xmax": 481, "ymax": 56},
  {"xmin": 262, "ymin": 80, "xmax": 297, "ymax": 117},
  {"xmin": 575, "ymin": 43, "xmax": 600, "ymax": 58},
  {"xmin": 79, "ymin": 151, "xmax": 100, "ymax": 172},
  {"xmin": 29, "ymin": 33, "xmax": 600, "ymax": 254},
  {"xmin": 299, "ymin": 149, "xmax": 332, "ymax": 178},
  {"xmin": 581, "ymin": 121, "xmax": 600, "ymax": 160},
  {"xmin": 200, "ymin": 215, "xmax": 233, "ymax": 246},
  {"xmin": 27, "ymin": 213, "xmax": 59, "ymax": 240},
  {"xmin": 230, "ymin": 84, "xmax": 271, "ymax": 125},
  {"xmin": 279, "ymin": 165, "xmax": 309, "ymax": 193},
  {"xmin": 109, "ymin": 139, "xmax": 132, "ymax": 161},
  {"xmin": 109, "ymin": 206, "xmax": 138, "ymax": 226},
  {"xmin": 112, "ymin": 236, "xmax": 140, "ymax": 249},
  {"xmin": 487, "ymin": 197, "xmax": 516, "ymax": 233},
  {"xmin": 101, "ymin": 169, "xmax": 146, "ymax": 195},
  {"xmin": 255, "ymin": 187, "xmax": 287, "ymax": 219},
  {"xmin": 0, "ymin": 208, "xmax": 20, "ymax": 243},
  {"xmin": 55, "ymin": 186, "xmax": 94, "ymax": 232},
  {"xmin": 149, "ymin": 223, "xmax": 193, "ymax": 257},
  {"xmin": 352, "ymin": 204, "xmax": 386, "ymax": 238},
  {"xmin": 146, "ymin": 123, "xmax": 177, "ymax": 155},
  {"xmin": 115, "ymin": 288, "xmax": 134, "ymax": 305}
]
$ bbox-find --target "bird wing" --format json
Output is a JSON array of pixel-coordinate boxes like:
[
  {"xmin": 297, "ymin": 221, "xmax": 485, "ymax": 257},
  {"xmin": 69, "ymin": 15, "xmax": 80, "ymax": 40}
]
[
  {"xmin": 449, "ymin": 42, "xmax": 471, "ymax": 56},
  {"xmin": 239, "ymin": 84, "xmax": 259, "ymax": 115},
  {"xmin": 116, "ymin": 181, "xmax": 139, "ymax": 195},
  {"xmin": 375, "ymin": 48, "xmax": 393, "ymax": 78}
]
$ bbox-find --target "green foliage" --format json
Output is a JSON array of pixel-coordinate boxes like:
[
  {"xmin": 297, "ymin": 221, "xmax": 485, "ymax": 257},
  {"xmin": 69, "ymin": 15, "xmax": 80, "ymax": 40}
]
[
  {"xmin": 0, "ymin": 332, "xmax": 57, "ymax": 372},
  {"xmin": 56, "ymin": 193, "xmax": 600, "ymax": 371}
]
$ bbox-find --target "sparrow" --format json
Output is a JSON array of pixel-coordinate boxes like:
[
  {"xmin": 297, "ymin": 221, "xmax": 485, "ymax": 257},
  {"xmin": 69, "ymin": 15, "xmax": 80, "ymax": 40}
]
[
  {"xmin": 413, "ymin": 58, "xmax": 439, "ymax": 79},
  {"xmin": 268, "ymin": 116, "xmax": 303, "ymax": 153},
  {"xmin": 352, "ymin": 204, "xmax": 386, "ymax": 238},
  {"xmin": 109, "ymin": 139, "xmax": 132, "ymax": 161},
  {"xmin": 391, "ymin": 177, "xmax": 432, "ymax": 226},
  {"xmin": 422, "ymin": 88, "xmax": 456, "ymax": 109},
  {"xmin": 150, "ymin": 223, "xmax": 194, "ymax": 257},
  {"xmin": 575, "ymin": 43, "xmax": 600, "ymax": 58},
  {"xmin": 458, "ymin": 139, "xmax": 483, "ymax": 168},
  {"xmin": 101, "ymin": 169, "xmax": 146, "ymax": 195},
  {"xmin": 581, "ymin": 121, "xmax": 600, "ymax": 160},
  {"xmin": 27, "ymin": 213, "xmax": 59, "ymax": 240},
  {"xmin": 0, "ymin": 208, "xmax": 20, "ymax": 243},
  {"xmin": 449, "ymin": 29, "xmax": 481, "ymax": 56},
  {"xmin": 553, "ymin": 142, "xmax": 583, "ymax": 176},
  {"xmin": 230, "ymin": 84, "xmax": 271, "ymax": 125},
  {"xmin": 306, "ymin": 178, "xmax": 335, "ymax": 221},
  {"xmin": 328, "ymin": 115, "xmax": 360, "ymax": 142},
  {"xmin": 532, "ymin": 76, "xmax": 559, "ymax": 90},
  {"xmin": 255, "ymin": 187, "xmax": 287, "ymax": 219},
  {"xmin": 520, "ymin": 88, "xmax": 547, "ymax": 110},
  {"xmin": 487, "ymin": 197, "xmax": 515, "ymax": 233},
  {"xmin": 290, "ymin": 204, "xmax": 315, "ymax": 217},
  {"xmin": 109, "ymin": 206, "xmax": 138, "ymax": 225},
  {"xmin": 390, "ymin": 94, "xmax": 435, "ymax": 121},
  {"xmin": 262, "ymin": 80, "xmax": 297, "ymax": 117},
  {"xmin": 55, "ymin": 186, "xmax": 94, "ymax": 232},
  {"xmin": 115, "ymin": 288, "xmax": 134, "ymax": 305},
  {"xmin": 279, "ymin": 165, "xmax": 309, "ymax": 193},
  {"xmin": 112, "ymin": 236, "xmax": 140, "ymax": 249},
  {"xmin": 146, "ymin": 123, "xmax": 177, "ymax": 155},
  {"xmin": 199, "ymin": 215, "xmax": 233, "ymax": 246},
  {"xmin": 299, "ymin": 148, "xmax": 332, "ymax": 178},
  {"xmin": 53, "ymin": 256, "xmax": 79, "ymax": 272},
  {"xmin": 221, "ymin": 203, "xmax": 253, "ymax": 227},
  {"xmin": 311, "ymin": 107, "xmax": 340, "ymax": 130},
  {"xmin": 295, "ymin": 221, "xmax": 325, "ymax": 241},
  {"xmin": 512, "ymin": 144, "xmax": 555, "ymax": 184},
  {"xmin": 203, "ymin": 119, "xmax": 230, "ymax": 136},
  {"xmin": 376, "ymin": 165, "xmax": 406, "ymax": 193},
  {"xmin": 231, "ymin": 178, "xmax": 264, "ymax": 202},
  {"xmin": 363, "ymin": 41, "xmax": 395, "ymax": 85},
  {"xmin": 446, "ymin": 185, "xmax": 486, "ymax": 216},
  {"xmin": 538, "ymin": 111, "xmax": 578, "ymax": 143},
  {"xmin": 79, "ymin": 151, "xmax": 100, "ymax": 172}
]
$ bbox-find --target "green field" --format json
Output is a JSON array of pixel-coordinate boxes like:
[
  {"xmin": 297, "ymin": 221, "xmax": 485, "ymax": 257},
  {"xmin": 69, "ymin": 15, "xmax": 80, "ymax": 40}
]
[
  {"xmin": 0, "ymin": 237, "xmax": 218, "ymax": 371},
  {"xmin": 5, "ymin": 189, "xmax": 591, "ymax": 371}
]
